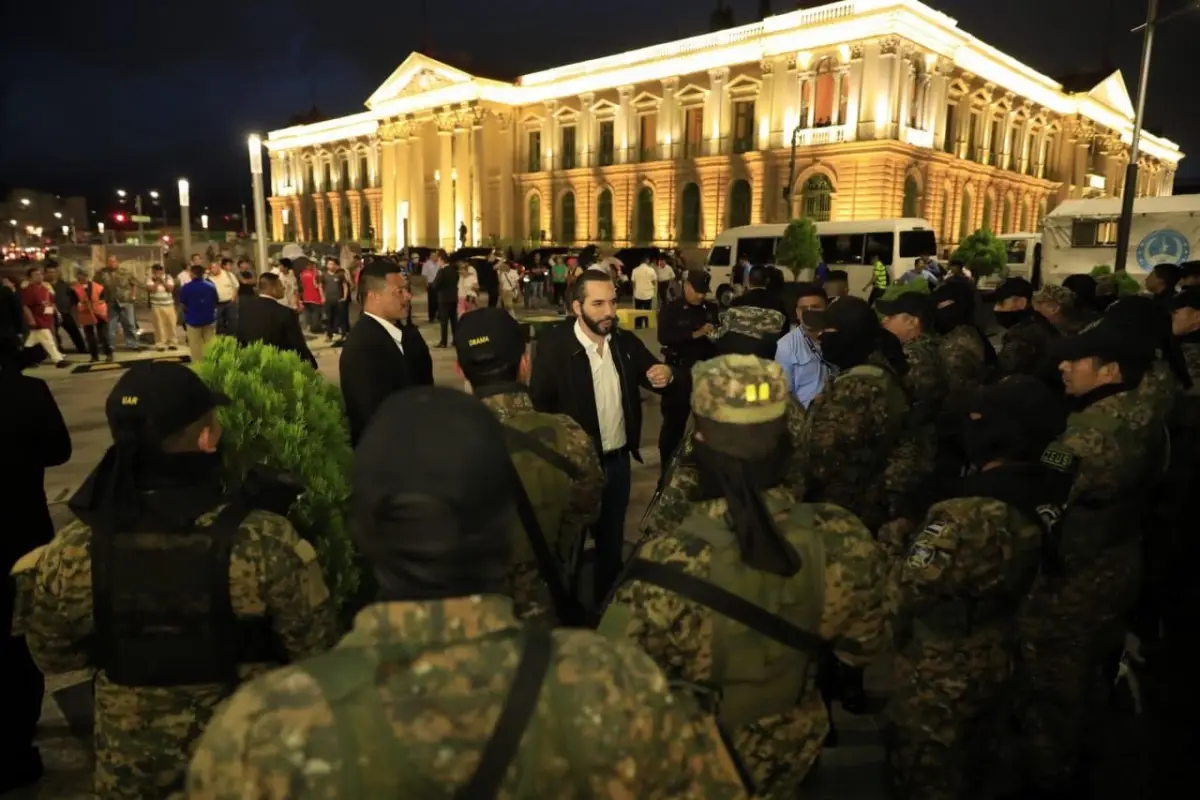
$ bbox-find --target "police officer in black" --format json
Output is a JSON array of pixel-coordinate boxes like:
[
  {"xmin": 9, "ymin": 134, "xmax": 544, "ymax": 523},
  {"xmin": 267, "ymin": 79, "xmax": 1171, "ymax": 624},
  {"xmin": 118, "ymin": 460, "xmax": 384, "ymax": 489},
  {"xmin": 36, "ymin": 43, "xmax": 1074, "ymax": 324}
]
[{"xmin": 655, "ymin": 269, "xmax": 718, "ymax": 480}]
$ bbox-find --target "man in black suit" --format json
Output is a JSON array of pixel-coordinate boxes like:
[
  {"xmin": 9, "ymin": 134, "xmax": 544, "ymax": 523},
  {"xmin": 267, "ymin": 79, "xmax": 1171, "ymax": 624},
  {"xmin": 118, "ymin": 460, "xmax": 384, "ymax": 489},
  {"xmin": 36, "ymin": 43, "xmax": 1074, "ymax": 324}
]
[
  {"xmin": 339, "ymin": 260, "xmax": 433, "ymax": 445},
  {"xmin": 235, "ymin": 273, "xmax": 318, "ymax": 369},
  {"xmin": 0, "ymin": 339, "xmax": 71, "ymax": 792},
  {"xmin": 530, "ymin": 271, "xmax": 672, "ymax": 604}
]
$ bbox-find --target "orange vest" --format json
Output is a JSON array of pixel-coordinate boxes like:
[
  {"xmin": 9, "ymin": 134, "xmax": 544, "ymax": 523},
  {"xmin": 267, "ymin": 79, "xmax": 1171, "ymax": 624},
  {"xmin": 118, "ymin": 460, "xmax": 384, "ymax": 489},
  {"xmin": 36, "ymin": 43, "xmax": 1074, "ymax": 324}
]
[{"xmin": 73, "ymin": 282, "xmax": 108, "ymax": 325}]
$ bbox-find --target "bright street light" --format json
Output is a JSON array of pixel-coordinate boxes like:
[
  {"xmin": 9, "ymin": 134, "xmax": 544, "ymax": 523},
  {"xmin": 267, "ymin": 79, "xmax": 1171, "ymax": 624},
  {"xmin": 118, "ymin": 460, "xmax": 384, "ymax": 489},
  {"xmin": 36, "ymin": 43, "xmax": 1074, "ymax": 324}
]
[
  {"xmin": 8, "ymin": 220, "xmax": 15, "ymax": 226},
  {"xmin": 149, "ymin": 190, "xmax": 160, "ymax": 200},
  {"xmin": 54, "ymin": 211, "xmax": 63, "ymax": 219},
  {"xmin": 201, "ymin": 214, "xmax": 209, "ymax": 229},
  {"xmin": 116, "ymin": 189, "xmax": 127, "ymax": 199},
  {"xmin": 19, "ymin": 198, "xmax": 30, "ymax": 207}
]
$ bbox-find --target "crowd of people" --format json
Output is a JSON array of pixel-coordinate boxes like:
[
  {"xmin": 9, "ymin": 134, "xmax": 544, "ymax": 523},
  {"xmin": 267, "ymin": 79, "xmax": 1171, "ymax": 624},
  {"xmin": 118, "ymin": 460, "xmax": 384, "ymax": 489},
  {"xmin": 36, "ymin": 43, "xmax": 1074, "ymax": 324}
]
[{"xmin": 3, "ymin": 248, "xmax": 1199, "ymax": 799}]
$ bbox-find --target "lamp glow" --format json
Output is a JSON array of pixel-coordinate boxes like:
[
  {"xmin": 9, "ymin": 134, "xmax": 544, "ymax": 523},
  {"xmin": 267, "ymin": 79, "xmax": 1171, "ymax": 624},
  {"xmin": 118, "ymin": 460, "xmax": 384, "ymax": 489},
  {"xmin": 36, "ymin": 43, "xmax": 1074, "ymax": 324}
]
[
  {"xmin": 149, "ymin": 190, "xmax": 160, "ymax": 200},
  {"xmin": 98, "ymin": 222, "xmax": 105, "ymax": 234},
  {"xmin": 61, "ymin": 225, "xmax": 69, "ymax": 236},
  {"xmin": 178, "ymin": 179, "xmax": 190, "ymax": 207},
  {"xmin": 116, "ymin": 189, "xmax": 127, "ymax": 199},
  {"xmin": 282, "ymin": 207, "xmax": 290, "ymax": 224},
  {"xmin": 54, "ymin": 211, "xmax": 62, "ymax": 219},
  {"xmin": 248, "ymin": 134, "xmax": 264, "ymax": 175},
  {"xmin": 19, "ymin": 198, "xmax": 30, "ymax": 207},
  {"xmin": 201, "ymin": 214, "xmax": 209, "ymax": 229}
]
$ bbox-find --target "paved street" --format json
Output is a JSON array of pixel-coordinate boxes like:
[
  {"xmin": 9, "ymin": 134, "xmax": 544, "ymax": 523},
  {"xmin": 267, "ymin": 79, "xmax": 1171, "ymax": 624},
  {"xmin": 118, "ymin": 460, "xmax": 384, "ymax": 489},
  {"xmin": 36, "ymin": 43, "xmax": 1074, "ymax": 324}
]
[{"xmin": 9, "ymin": 297, "xmax": 890, "ymax": 799}]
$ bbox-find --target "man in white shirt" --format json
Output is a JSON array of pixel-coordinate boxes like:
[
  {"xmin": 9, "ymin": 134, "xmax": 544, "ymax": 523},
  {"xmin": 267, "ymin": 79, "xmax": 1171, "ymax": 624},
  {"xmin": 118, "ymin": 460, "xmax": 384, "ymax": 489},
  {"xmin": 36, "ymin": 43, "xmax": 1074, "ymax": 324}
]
[
  {"xmin": 208, "ymin": 259, "xmax": 241, "ymax": 335},
  {"xmin": 631, "ymin": 259, "xmax": 657, "ymax": 313},
  {"xmin": 654, "ymin": 258, "xmax": 675, "ymax": 306}
]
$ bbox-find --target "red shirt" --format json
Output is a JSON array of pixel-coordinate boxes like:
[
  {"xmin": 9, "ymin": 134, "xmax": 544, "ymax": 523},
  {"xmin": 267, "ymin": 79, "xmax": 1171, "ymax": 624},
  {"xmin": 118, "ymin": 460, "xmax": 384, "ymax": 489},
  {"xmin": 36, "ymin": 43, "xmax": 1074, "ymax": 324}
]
[
  {"xmin": 300, "ymin": 268, "xmax": 322, "ymax": 304},
  {"xmin": 21, "ymin": 283, "xmax": 55, "ymax": 330}
]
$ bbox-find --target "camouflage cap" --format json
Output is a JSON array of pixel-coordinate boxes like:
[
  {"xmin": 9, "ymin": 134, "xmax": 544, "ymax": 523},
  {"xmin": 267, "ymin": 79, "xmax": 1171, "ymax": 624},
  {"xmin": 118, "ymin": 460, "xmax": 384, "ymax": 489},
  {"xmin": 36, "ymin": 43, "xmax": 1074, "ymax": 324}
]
[
  {"xmin": 713, "ymin": 306, "xmax": 786, "ymax": 340},
  {"xmin": 1033, "ymin": 283, "xmax": 1076, "ymax": 310},
  {"xmin": 690, "ymin": 354, "xmax": 788, "ymax": 424}
]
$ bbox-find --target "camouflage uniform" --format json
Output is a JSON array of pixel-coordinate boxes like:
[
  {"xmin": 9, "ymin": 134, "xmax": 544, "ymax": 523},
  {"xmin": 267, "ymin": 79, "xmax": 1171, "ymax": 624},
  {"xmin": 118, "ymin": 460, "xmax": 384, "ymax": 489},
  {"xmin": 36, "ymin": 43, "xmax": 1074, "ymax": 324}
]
[
  {"xmin": 996, "ymin": 314, "xmax": 1059, "ymax": 378},
  {"xmin": 1181, "ymin": 341, "xmax": 1200, "ymax": 385},
  {"xmin": 604, "ymin": 356, "xmax": 892, "ymax": 797},
  {"xmin": 884, "ymin": 333, "xmax": 946, "ymax": 517},
  {"xmin": 481, "ymin": 389, "xmax": 603, "ymax": 623},
  {"xmin": 186, "ymin": 596, "xmax": 749, "ymax": 799},
  {"xmin": 10, "ymin": 508, "xmax": 339, "ymax": 800},
  {"xmin": 802, "ymin": 352, "xmax": 909, "ymax": 533},
  {"xmin": 938, "ymin": 325, "xmax": 987, "ymax": 413},
  {"xmin": 95, "ymin": 264, "xmax": 140, "ymax": 305},
  {"xmin": 1016, "ymin": 391, "xmax": 1149, "ymax": 790},
  {"xmin": 1034, "ymin": 284, "xmax": 1081, "ymax": 336},
  {"xmin": 887, "ymin": 498, "xmax": 1044, "ymax": 800},
  {"xmin": 713, "ymin": 305, "xmax": 787, "ymax": 341}
]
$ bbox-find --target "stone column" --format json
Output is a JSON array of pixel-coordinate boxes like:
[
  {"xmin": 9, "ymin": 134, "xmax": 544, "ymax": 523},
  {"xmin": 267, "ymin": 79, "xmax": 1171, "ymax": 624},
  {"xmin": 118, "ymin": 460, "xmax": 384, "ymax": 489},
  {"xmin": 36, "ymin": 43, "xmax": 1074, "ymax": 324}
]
[
  {"xmin": 755, "ymin": 67, "xmax": 772, "ymax": 150},
  {"xmin": 832, "ymin": 69, "xmax": 847, "ymax": 126},
  {"xmin": 312, "ymin": 194, "xmax": 327, "ymax": 242},
  {"xmin": 380, "ymin": 128, "xmax": 397, "ymax": 250},
  {"xmin": 394, "ymin": 134, "xmax": 410, "ymax": 249},
  {"xmin": 268, "ymin": 197, "xmax": 286, "ymax": 242},
  {"xmin": 455, "ymin": 124, "xmax": 472, "ymax": 245},
  {"xmin": 437, "ymin": 116, "xmax": 455, "ymax": 250},
  {"xmin": 578, "ymin": 92, "xmax": 594, "ymax": 167},
  {"xmin": 707, "ymin": 68, "xmax": 729, "ymax": 152},
  {"xmin": 363, "ymin": 188, "xmax": 383, "ymax": 247},
  {"xmin": 802, "ymin": 72, "xmax": 817, "ymax": 129},
  {"xmin": 290, "ymin": 197, "xmax": 305, "ymax": 241},
  {"xmin": 471, "ymin": 115, "xmax": 484, "ymax": 245},
  {"xmin": 845, "ymin": 47, "xmax": 865, "ymax": 138},
  {"xmin": 345, "ymin": 189, "xmax": 363, "ymax": 241},
  {"xmin": 898, "ymin": 61, "xmax": 915, "ymax": 134},
  {"xmin": 326, "ymin": 192, "xmax": 343, "ymax": 242},
  {"xmin": 616, "ymin": 86, "xmax": 634, "ymax": 164},
  {"xmin": 929, "ymin": 59, "xmax": 950, "ymax": 148},
  {"xmin": 498, "ymin": 113, "xmax": 514, "ymax": 240},
  {"xmin": 661, "ymin": 77, "xmax": 679, "ymax": 156},
  {"xmin": 409, "ymin": 127, "xmax": 426, "ymax": 247}
]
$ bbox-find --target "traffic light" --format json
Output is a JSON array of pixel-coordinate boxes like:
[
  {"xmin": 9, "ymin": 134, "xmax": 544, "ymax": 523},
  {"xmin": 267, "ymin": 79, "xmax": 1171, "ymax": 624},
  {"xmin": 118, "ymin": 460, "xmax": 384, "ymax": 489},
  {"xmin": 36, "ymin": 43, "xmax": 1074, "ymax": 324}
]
[
  {"xmin": 113, "ymin": 212, "xmax": 127, "ymax": 223},
  {"xmin": 161, "ymin": 234, "xmax": 172, "ymax": 243}
]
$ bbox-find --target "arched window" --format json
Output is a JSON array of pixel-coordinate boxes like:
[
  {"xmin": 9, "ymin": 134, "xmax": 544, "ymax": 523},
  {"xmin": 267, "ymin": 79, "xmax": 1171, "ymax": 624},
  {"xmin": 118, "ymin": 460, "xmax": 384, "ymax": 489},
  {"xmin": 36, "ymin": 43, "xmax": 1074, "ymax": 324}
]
[
  {"xmin": 1002, "ymin": 197, "xmax": 1013, "ymax": 234},
  {"xmin": 680, "ymin": 183, "xmax": 702, "ymax": 244},
  {"xmin": 528, "ymin": 195, "xmax": 541, "ymax": 243},
  {"xmin": 959, "ymin": 190, "xmax": 973, "ymax": 240},
  {"xmin": 813, "ymin": 59, "xmax": 835, "ymax": 126},
  {"xmin": 729, "ymin": 180, "xmax": 752, "ymax": 228},
  {"xmin": 801, "ymin": 174, "xmax": 833, "ymax": 222},
  {"xmin": 636, "ymin": 187, "xmax": 655, "ymax": 245},
  {"xmin": 597, "ymin": 189, "xmax": 613, "ymax": 241},
  {"xmin": 982, "ymin": 194, "xmax": 994, "ymax": 232},
  {"xmin": 902, "ymin": 176, "xmax": 920, "ymax": 218},
  {"xmin": 560, "ymin": 192, "xmax": 576, "ymax": 244}
]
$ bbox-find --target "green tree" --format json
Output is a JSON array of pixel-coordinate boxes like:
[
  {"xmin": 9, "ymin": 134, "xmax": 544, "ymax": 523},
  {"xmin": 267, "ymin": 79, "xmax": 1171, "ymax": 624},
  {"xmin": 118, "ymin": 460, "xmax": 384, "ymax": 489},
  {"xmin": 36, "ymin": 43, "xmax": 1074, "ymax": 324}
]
[
  {"xmin": 195, "ymin": 337, "xmax": 360, "ymax": 610},
  {"xmin": 774, "ymin": 217, "xmax": 823, "ymax": 280},
  {"xmin": 951, "ymin": 228, "xmax": 1007, "ymax": 279},
  {"xmin": 1090, "ymin": 264, "xmax": 1141, "ymax": 296}
]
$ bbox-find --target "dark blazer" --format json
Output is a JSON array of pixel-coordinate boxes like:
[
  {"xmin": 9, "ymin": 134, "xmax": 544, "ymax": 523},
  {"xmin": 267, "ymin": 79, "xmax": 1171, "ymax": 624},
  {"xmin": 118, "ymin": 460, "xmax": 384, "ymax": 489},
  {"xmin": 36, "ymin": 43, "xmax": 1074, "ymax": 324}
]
[
  {"xmin": 529, "ymin": 320, "xmax": 662, "ymax": 460},
  {"xmin": 432, "ymin": 265, "xmax": 459, "ymax": 303},
  {"xmin": 339, "ymin": 314, "xmax": 434, "ymax": 445},
  {"xmin": 0, "ymin": 369, "xmax": 71, "ymax": 574},
  {"xmin": 235, "ymin": 295, "xmax": 318, "ymax": 368}
]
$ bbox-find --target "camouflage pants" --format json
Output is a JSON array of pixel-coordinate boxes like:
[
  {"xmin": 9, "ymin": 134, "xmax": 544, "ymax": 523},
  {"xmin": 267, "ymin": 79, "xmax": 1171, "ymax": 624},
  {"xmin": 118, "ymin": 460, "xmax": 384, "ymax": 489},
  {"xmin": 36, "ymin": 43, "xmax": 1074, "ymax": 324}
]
[
  {"xmin": 1015, "ymin": 547, "xmax": 1141, "ymax": 791},
  {"xmin": 733, "ymin": 701, "xmax": 826, "ymax": 799},
  {"xmin": 885, "ymin": 649, "xmax": 1010, "ymax": 800}
]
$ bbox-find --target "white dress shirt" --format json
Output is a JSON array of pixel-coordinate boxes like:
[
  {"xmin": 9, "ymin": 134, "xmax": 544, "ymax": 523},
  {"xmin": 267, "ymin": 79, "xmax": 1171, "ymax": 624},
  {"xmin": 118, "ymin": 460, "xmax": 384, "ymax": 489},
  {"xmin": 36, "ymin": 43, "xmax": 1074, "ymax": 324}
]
[
  {"xmin": 574, "ymin": 319, "xmax": 626, "ymax": 452},
  {"xmin": 364, "ymin": 312, "xmax": 405, "ymax": 355},
  {"xmin": 630, "ymin": 264, "xmax": 657, "ymax": 301}
]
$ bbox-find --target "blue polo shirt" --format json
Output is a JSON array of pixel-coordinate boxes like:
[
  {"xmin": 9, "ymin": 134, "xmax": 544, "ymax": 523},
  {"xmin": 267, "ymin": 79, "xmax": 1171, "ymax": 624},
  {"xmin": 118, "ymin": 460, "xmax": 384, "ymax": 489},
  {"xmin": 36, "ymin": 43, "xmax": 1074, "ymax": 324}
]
[{"xmin": 179, "ymin": 279, "xmax": 218, "ymax": 327}]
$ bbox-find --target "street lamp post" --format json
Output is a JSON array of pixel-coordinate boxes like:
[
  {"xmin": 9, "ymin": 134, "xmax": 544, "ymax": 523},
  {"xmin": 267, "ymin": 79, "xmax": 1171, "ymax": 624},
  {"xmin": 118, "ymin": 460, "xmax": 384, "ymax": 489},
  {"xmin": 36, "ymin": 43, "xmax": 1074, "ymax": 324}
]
[
  {"xmin": 179, "ymin": 179, "xmax": 192, "ymax": 261},
  {"xmin": 247, "ymin": 134, "xmax": 270, "ymax": 273},
  {"xmin": 781, "ymin": 124, "xmax": 804, "ymax": 218}
]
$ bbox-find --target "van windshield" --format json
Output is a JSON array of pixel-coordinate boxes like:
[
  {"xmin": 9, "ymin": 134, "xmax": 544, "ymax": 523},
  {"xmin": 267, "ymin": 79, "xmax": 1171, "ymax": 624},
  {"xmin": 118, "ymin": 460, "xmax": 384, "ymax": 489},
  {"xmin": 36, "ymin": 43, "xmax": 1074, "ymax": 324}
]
[
  {"xmin": 707, "ymin": 245, "xmax": 732, "ymax": 267},
  {"xmin": 1006, "ymin": 240, "xmax": 1028, "ymax": 264}
]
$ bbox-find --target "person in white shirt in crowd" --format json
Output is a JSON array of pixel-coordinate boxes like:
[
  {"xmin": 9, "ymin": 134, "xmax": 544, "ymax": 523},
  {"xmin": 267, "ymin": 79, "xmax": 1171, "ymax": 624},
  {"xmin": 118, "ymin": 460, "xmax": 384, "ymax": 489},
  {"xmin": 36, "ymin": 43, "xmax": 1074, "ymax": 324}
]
[
  {"xmin": 631, "ymin": 259, "xmax": 658, "ymax": 312},
  {"xmin": 654, "ymin": 257, "xmax": 675, "ymax": 306},
  {"xmin": 421, "ymin": 252, "xmax": 442, "ymax": 323},
  {"xmin": 268, "ymin": 258, "xmax": 301, "ymax": 312},
  {"xmin": 208, "ymin": 258, "xmax": 241, "ymax": 335},
  {"xmin": 145, "ymin": 264, "xmax": 178, "ymax": 352},
  {"xmin": 457, "ymin": 262, "xmax": 481, "ymax": 317},
  {"xmin": 496, "ymin": 261, "xmax": 521, "ymax": 315}
]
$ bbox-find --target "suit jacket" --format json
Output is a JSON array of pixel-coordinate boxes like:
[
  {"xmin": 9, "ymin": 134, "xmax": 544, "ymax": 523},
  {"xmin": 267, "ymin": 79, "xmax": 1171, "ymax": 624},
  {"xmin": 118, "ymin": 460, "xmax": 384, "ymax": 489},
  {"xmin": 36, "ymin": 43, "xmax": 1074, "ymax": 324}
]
[
  {"xmin": 235, "ymin": 295, "xmax": 318, "ymax": 368},
  {"xmin": 339, "ymin": 314, "xmax": 434, "ymax": 445},
  {"xmin": 0, "ymin": 369, "xmax": 71, "ymax": 574},
  {"xmin": 529, "ymin": 320, "xmax": 662, "ymax": 460}
]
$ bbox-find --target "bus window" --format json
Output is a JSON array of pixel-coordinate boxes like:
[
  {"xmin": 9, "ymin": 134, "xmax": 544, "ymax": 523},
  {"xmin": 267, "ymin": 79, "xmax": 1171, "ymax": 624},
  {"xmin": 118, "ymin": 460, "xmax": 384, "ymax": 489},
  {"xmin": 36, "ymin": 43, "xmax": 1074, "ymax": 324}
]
[
  {"xmin": 707, "ymin": 245, "xmax": 732, "ymax": 267},
  {"xmin": 899, "ymin": 230, "xmax": 937, "ymax": 258},
  {"xmin": 1005, "ymin": 239, "xmax": 1028, "ymax": 264},
  {"xmin": 819, "ymin": 234, "xmax": 866, "ymax": 264},
  {"xmin": 865, "ymin": 232, "xmax": 894, "ymax": 266},
  {"xmin": 738, "ymin": 236, "xmax": 777, "ymax": 266}
]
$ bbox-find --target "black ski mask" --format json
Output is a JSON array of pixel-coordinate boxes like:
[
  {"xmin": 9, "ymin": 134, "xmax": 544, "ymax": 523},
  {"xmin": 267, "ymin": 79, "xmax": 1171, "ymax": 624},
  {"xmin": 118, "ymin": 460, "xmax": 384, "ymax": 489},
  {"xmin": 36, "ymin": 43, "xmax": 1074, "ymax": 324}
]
[
  {"xmin": 818, "ymin": 296, "xmax": 880, "ymax": 370},
  {"xmin": 962, "ymin": 376, "xmax": 1068, "ymax": 469},
  {"xmin": 352, "ymin": 388, "xmax": 516, "ymax": 602},
  {"xmin": 933, "ymin": 281, "xmax": 976, "ymax": 334}
]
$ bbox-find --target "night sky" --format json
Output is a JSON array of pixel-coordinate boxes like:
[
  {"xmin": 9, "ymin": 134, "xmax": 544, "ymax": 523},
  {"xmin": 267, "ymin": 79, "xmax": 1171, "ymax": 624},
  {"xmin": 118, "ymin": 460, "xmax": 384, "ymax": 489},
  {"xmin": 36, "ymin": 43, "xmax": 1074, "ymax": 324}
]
[{"xmin": 1, "ymin": 0, "xmax": 1196, "ymax": 213}]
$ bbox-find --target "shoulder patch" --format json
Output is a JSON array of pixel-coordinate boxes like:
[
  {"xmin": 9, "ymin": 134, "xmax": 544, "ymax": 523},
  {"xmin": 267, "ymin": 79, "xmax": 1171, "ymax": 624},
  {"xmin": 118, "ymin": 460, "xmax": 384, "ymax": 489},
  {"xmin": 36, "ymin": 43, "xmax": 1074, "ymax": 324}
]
[
  {"xmin": 293, "ymin": 539, "xmax": 318, "ymax": 565},
  {"xmin": 10, "ymin": 545, "xmax": 47, "ymax": 576},
  {"xmin": 906, "ymin": 543, "xmax": 936, "ymax": 569},
  {"xmin": 1040, "ymin": 445, "xmax": 1077, "ymax": 472},
  {"xmin": 919, "ymin": 522, "xmax": 946, "ymax": 540}
]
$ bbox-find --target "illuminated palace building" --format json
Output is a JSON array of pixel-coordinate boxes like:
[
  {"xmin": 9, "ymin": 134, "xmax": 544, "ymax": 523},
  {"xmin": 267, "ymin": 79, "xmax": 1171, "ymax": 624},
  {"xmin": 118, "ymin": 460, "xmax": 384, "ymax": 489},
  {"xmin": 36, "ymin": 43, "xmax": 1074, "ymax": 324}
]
[{"xmin": 265, "ymin": 0, "xmax": 1184, "ymax": 253}]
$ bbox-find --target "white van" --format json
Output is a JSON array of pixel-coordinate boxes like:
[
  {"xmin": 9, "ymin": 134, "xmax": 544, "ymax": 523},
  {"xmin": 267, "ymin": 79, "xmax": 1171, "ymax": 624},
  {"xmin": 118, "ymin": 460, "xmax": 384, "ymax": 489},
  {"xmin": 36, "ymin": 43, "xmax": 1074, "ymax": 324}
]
[
  {"xmin": 978, "ymin": 233, "xmax": 1042, "ymax": 290},
  {"xmin": 706, "ymin": 219, "xmax": 938, "ymax": 304}
]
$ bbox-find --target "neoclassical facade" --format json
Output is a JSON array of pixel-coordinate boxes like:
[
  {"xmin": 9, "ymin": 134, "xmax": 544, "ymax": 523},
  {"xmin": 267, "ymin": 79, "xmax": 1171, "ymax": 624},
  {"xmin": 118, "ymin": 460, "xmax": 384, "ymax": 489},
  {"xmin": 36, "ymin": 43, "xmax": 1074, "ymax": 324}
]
[{"xmin": 265, "ymin": 0, "xmax": 1184, "ymax": 253}]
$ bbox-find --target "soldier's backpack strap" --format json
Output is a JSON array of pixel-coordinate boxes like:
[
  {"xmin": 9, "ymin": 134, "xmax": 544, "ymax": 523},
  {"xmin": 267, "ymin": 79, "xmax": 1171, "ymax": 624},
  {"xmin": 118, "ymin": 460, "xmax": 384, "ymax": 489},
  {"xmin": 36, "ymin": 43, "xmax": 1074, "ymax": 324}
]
[
  {"xmin": 503, "ymin": 425, "xmax": 584, "ymax": 481},
  {"xmin": 618, "ymin": 559, "xmax": 825, "ymax": 653},
  {"xmin": 502, "ymin": 426, "xmax": 587, "ymax": 626},
  {"xmin": 456, "ymin": 628, "xmax": 554, "ymax": 799}
]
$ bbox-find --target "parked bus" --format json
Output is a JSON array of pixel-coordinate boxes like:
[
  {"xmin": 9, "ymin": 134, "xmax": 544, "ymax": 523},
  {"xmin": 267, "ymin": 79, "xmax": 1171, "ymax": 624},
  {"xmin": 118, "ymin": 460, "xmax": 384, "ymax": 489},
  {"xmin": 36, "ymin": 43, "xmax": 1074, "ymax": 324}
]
[{"xmin": 705, "ymin": 219, "xmax": 938, "ymax": 304}]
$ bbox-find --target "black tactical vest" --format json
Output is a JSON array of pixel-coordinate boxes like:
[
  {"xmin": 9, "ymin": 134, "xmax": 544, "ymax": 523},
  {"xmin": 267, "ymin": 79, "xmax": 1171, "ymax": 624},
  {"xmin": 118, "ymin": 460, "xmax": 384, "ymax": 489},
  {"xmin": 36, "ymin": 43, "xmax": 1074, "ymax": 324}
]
[{"xmin": 91, "ymin": 502, "xmax": 288, "ymax": 687}]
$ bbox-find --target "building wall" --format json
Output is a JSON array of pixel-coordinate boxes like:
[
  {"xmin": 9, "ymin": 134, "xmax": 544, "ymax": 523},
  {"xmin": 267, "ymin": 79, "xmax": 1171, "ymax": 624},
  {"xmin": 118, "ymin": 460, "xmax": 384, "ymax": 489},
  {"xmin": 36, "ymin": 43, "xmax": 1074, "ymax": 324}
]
[{"xmin": 267, "ymin": 31, "xmax": 1179, "ymax": 256}]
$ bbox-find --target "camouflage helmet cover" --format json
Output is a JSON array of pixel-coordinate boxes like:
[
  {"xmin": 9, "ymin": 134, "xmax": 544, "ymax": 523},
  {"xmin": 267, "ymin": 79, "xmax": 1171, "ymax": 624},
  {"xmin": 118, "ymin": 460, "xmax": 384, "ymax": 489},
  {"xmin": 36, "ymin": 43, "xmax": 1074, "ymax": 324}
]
[{"xmin": 690, "ymin": 354, "xmax": 788, "ymax": 424}]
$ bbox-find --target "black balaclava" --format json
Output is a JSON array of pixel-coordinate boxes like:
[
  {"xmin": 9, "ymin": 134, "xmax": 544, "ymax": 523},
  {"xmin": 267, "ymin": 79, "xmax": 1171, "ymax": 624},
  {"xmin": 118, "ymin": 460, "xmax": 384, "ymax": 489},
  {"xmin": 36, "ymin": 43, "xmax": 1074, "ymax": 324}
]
[
  {"xmin": 819, "ymin": 296, "xmax": 880, "ymax": 370},
  {"xmin": 691, "ymin": 416, "xmax": 801, "ymax": 578},
  {"xmin": 933, "ymin": 280, "xmax": 975, "ymax": 334},
  {"xmin": 993, "ymin": 278, "xmax": 1036, "ymax": 330},
  {"xmin": 962, "ymin": 376, "xmax": 1068, "ymax": 469},
  {"xmin": 1105, "ymin": 294, "xmax": 1193, "ymax": 390},
  {"xmin": 353, "ymin": 387, "xmax": 516, "ymax": 602},
  {"xmin": 1062, "ymin": 274, "xmax": 1098, "ymax": 312}
]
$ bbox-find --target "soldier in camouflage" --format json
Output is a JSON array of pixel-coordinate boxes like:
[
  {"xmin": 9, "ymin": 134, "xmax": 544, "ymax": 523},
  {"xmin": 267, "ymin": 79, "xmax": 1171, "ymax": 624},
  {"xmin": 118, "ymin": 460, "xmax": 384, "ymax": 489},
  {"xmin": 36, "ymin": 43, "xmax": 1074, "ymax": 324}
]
[
  {"xmin": 95, "ymin": 255, "xmax": 144, "ymax": 350},
  {"xmin": 187, "ymin": 388, "xmax": 748, "ymax": 799},
  {"xmin": 601, "ymin": 355, "xmax": 891, "ymax": 797},
  {"xmin": 455, "ymin": 308, "xmax": 603, "ymax": 625},
  {"xmin": 932, "ymin": 279, "xmax": 989, "ymax": 420},
  {"xmin": 1016, "ymin": 315, "xmax": 1157, "ymax": 794},
  {"xmin": 1032, "ymin": 283, "xmax": 1080, "ymax": 336},
  {"xmin": 991, "ymin": 277, "xmax": 1061, "ymax": 385},
  {"xmin": 802, "ymin": 295, "xmax": 910, "ymax": 534},
  {"xmin": 878, "ymin": 289, "xmax": 947, "ymax": 518},
  {"xmin": 711, "ymin": 304, "xmax": 788, "ymax": 358},
  {"xmin": 884, "ymin": 377, "xmax": 1074, "ymax": 800},
  {"xmin": 9, "ymin": 363, "xmax": 338, "ymax": 800}
]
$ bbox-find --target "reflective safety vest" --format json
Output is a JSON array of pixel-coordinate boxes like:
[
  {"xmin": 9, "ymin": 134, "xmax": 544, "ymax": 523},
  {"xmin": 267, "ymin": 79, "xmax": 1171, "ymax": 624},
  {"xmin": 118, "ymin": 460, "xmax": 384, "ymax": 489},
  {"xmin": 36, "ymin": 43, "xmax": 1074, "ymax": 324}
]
[
  {"xmin": 91, "ymin": 503, "xmax": 288, "ymax": 688},
  {"xmin": 600, "ymin": 502, "xmax": 826, "ymax": 728}
]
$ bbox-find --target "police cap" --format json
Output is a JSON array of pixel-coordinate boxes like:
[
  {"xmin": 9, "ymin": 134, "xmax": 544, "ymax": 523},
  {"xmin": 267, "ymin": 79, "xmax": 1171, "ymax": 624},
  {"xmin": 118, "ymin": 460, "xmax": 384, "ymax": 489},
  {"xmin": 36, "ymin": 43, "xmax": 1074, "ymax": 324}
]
[
  {"xmin": 105, "ymin": 362, "xmax": 229, "ymax": 443},
  {"xmin": 454, "ymin": 307, "xmax": 529, "ymax": 368}
]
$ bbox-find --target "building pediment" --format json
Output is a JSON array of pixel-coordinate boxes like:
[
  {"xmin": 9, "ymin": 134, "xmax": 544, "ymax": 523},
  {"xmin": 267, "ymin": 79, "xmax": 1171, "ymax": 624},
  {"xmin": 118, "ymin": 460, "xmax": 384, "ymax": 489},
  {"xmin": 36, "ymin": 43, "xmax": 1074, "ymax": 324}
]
[
  {"xmin": 1085, "ymin": 70, "xmax": 1136, "ymax": 120},
  {"xmin": 365, "ymin": 53, "xmax": 479, "ymax": 109}
]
